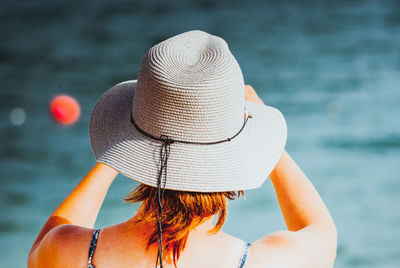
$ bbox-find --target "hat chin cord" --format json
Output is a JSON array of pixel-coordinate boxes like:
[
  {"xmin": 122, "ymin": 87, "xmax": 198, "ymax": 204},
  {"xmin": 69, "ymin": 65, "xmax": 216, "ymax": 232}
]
[{"xmin": 130, "ymin": 113, "xmax": 253, "ymax": 268}]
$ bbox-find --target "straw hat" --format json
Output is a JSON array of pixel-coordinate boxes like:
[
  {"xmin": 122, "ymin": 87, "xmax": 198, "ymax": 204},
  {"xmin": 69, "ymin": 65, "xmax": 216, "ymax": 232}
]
[{"xmin": 89, "ymin": 30, "xmax": 287, "ymax": 192}]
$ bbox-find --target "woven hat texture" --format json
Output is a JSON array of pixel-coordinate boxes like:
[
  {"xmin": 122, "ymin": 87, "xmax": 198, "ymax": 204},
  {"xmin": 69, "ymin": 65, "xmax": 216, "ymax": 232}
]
[{"xmin": 89, "ymin": 30, "xmax": 287, "ymax": 192}]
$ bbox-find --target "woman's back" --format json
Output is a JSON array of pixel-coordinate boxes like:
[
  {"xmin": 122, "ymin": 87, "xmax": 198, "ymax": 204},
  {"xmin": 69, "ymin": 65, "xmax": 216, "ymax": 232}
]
[
  {"xmin": 38, "ymin": 212, "xmax": 333, "ymax": 268},
  {"xmin": 44, "ymin": 220, "xmax": 252, "ymax": 268}
]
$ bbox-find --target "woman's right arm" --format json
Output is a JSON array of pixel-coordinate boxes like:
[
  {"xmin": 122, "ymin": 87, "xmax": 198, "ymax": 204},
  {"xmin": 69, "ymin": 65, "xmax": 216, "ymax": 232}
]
[
  {"xmin": 269, "ymin": 151, "xmax": 337, "ymax": 259},
  {"xmin": 244, "ymin": 85, "xmax": 337, "ymax": 267}
]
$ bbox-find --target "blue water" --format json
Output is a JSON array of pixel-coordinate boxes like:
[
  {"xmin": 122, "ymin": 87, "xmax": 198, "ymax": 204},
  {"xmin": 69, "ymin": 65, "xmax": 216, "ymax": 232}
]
[{"xmin": 1, "ymin": 0, "xmax": 400, "ymax": 267}]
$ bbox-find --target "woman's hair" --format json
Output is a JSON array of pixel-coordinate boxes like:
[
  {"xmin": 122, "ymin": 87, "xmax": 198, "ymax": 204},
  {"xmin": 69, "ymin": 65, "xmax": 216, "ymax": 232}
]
[{"xmin": 124, "ymin": 184, "xmax": 244, "ymax": 266}]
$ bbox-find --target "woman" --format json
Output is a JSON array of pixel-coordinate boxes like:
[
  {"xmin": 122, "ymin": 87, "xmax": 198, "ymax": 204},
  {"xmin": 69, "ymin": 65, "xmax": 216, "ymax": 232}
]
[{"xmin": 28, "ymin": 30, "xmax": 337, "ymax": 268}]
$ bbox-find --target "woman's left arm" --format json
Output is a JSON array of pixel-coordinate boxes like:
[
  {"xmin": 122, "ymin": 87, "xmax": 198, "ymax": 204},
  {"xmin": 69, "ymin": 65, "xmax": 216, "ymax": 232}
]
[{"xmin": 28, "ymin": 162, "xmax": 118, "ymax": 256}]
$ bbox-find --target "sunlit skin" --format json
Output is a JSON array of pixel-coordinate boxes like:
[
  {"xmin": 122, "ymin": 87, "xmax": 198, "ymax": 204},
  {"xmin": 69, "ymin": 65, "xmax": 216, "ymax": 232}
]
[{"xmin": 28, "ymin": 85, "xmax": 337, "ymax": 268}]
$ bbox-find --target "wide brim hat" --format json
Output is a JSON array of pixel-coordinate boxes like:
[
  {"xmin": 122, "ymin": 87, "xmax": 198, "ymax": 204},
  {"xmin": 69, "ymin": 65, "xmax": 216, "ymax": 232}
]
[{"xmin": 89, "ymin": 30, "xmax": 287, "ymax": 192}]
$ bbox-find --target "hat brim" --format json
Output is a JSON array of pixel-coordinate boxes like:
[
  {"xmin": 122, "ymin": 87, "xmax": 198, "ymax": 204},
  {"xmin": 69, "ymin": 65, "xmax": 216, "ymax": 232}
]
[{"xmin": 89, "ymin": 80, "xmax": 287, "ymax": 192}]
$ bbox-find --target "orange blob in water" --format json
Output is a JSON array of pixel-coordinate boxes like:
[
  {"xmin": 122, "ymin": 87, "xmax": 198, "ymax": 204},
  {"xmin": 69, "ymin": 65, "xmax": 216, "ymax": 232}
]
[{"xmin": 50, "ymin": 95, "xmax": 81, "ymax": 126}]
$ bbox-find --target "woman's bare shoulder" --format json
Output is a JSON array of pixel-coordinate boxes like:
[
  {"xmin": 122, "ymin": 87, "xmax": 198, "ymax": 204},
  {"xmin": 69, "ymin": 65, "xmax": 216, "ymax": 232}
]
[
  {"xmin": 31, "ymin": 224, "xmax": 94, "ymax": 268},
  {"xmin": 246, "ymin": 230, "xmax": 333, "ymax": 268}
]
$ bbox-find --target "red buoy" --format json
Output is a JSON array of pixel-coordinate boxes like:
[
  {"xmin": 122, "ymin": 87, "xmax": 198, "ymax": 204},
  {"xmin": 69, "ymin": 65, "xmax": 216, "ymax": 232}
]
[{"xmin": 50, "ymin": 95, "xmax": 81, "ymax": 126}]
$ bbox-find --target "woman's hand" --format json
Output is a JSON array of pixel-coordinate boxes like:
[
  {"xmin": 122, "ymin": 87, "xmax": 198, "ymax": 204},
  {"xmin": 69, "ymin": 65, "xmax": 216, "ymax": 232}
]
[{"xmin": 244, "ymin": 85, "xmax": 265, "ymax": 104}]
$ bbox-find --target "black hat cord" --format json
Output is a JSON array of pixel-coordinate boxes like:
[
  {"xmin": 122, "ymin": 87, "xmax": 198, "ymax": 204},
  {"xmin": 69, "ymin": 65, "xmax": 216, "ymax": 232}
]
[{"xmin": 131, "ymin": 114, "xmax": 253, "ymax": 268}]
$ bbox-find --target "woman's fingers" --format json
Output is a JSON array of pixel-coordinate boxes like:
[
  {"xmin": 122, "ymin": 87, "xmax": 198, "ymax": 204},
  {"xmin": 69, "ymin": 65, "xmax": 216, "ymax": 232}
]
[{"xmin": 244, "ymin": 85, "xmax": 264, "ymax": 104}]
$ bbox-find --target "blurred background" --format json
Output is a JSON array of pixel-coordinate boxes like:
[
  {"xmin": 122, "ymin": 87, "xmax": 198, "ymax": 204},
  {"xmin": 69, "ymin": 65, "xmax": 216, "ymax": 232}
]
[{"xmin": 1, "ymin": 0, "xmax": 399, "ymax": 267}]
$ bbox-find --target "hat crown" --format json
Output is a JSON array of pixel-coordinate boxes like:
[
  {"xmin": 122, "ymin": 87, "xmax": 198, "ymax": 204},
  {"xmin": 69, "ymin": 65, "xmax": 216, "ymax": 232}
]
[{"xmin": 132, "ymin": 30, "xmax": 245, "ymax": 142}]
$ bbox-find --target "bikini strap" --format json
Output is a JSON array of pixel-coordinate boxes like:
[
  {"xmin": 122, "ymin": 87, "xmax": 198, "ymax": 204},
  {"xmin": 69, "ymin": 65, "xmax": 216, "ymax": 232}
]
[
  {"xmin": 238, "ymin": 242, "xmax": 251, "ymax": 268},
  {"xmin": 87, "ymin": 229, "xmax": 101, "ymax": 268}
]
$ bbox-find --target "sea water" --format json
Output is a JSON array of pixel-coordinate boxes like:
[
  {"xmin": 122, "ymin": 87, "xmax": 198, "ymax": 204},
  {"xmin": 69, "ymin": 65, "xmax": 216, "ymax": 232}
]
[{"xmin": 0, "ymin": 0, "xmax": 399, "ymax": 267}]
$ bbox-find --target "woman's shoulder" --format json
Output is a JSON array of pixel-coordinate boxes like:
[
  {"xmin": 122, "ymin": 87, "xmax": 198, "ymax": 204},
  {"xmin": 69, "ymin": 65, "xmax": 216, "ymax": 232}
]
[
  {"xmin": 32, "ymin": 224, "xmax": 95, "ymax": 268},
  {"xmin": 247, "ymin": 230, "xmax": 332, "ymax": 268}
]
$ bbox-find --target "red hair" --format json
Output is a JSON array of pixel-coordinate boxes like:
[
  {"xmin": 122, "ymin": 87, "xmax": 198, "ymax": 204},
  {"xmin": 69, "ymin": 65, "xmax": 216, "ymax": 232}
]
[{"xmin": 124, "ymin": 184, "xmax": 244, "ymax": 266}]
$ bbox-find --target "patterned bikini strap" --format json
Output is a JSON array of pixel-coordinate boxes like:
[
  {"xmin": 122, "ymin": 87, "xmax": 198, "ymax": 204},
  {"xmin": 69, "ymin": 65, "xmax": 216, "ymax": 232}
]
[
  {"xmin": 87, "ymin": 229, "xmax": 101, "ymax": 268},
  {"xmin": 238, "ymin": 242, "xmax": 251, "ymax": 268}
]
